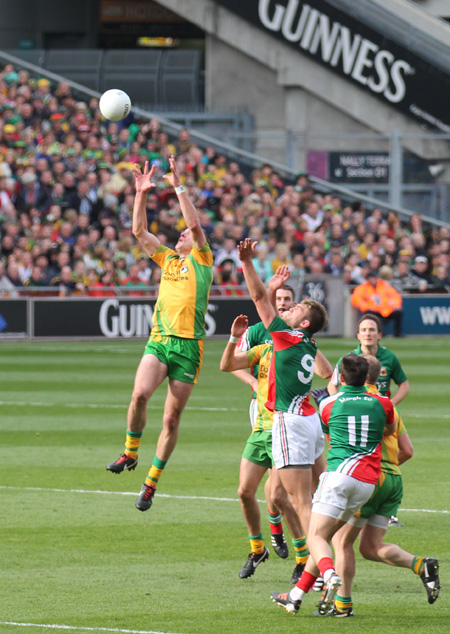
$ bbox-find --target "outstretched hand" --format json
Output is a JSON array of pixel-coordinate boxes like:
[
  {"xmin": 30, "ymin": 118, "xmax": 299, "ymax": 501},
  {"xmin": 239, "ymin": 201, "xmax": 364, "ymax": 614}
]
[
  {"xmin": 231, "ymin": 314, "xmax": 248, "ymax": 339},
  {"xmin": 132, "ymin": 161, "xmax": 156, "ymax": 193},
  {"xmin": 268, "ymin": 265, "xmax": 291, "ymax": 292},
  {"xmin": 238, "ymin": 238, "xmax": 258, "ymax": 262},
  {"xmin": 163, "ymin": 155, "xmax": 181, "ymax": 189}
]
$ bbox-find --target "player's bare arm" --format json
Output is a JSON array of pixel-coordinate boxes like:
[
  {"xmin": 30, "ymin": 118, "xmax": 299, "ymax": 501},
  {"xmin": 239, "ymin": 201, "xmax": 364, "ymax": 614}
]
[
  {"xmin": 164, "ymin": 155, "xmax": 206, "ymax": 249},
  {"xmin": 397, "ymin": 432, "xmax": 414, "ymax": 465},
  {"xmin": 391, "ymin": 380, "xmax": 410, "ymax": 406},
  {"xmin": 238, "ymin": 239, "xmax": 276, "ymax": 328},
  {"xmin": 314, "ymin": 349, "xmax": 333, "ymax": 378},
  {"xmin": 131, "ymin": 161, "xmax": 160, "ymax": 256},
  {"xmin": 232, "ymin": 368, "xmax": 259, "ymax": 391},
  {"xmin": 220, "ymin": 315, "xmax": 251, "ymax": 372}
]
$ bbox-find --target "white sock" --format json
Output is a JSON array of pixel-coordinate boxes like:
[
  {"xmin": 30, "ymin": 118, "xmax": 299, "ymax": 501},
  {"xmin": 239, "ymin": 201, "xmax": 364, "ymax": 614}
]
[
  {"xmin": 289, "ymin": 586, "xmax": 305, "ymax": 601},
  {"xmin": 323, "ymin": 568, "xmax": 336, "ymax": 583}
]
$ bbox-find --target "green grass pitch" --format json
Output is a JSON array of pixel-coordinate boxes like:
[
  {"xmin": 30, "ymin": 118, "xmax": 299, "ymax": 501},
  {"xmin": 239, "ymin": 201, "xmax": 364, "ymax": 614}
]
[{"xmin": 1, "ymin": 336, "xmax": 449, "ymax": 634}]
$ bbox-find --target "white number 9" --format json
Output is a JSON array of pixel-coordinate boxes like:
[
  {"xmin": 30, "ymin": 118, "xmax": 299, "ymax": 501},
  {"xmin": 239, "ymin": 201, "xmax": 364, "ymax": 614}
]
[{"xmin": 297, "ymin": 354, "xmax": 315, "ymax": 384}]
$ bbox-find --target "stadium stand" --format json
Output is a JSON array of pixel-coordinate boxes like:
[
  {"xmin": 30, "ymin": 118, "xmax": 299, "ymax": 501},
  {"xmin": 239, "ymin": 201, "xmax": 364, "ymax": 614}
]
[{"xmin": 0, "ymin": 58, "xmax": 449, "ymax": 303}]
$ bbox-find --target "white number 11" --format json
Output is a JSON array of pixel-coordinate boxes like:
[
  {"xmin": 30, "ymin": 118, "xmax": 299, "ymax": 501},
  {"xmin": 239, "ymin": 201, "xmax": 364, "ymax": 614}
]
[{"xmin": 347, "ymin": 415, "xmax": 369, "ymax": 446}]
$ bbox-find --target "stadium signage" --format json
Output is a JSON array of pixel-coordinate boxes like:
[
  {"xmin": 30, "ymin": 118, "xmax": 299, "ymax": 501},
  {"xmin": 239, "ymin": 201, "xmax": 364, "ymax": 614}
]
[
  {"xmin": 212, "ymin": 0, "xmax": 450, "ymax": 132},
  {"xmin": 258, "ymin": 0, "xmax": 412, "ymax": 104},
  {"xmin": 99, "ymin": 299, "xmax": 154, "ymax": 337}
]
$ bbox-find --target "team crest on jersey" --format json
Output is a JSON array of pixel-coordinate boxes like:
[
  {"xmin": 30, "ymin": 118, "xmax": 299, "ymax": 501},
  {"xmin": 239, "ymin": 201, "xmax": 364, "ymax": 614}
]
[
  {"xmin": 181, "ymin": 266, "xmax": 189, "ymax": 273},
  {"xmin": 380, "ymin": 366, "xmax": 387, "ymax": 377}
]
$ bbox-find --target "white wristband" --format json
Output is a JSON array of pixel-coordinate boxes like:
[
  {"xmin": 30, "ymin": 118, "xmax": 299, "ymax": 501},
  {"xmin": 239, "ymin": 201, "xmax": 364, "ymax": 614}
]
[
  {"xmin": 229, "ymin": 335, "xmax": 239, "ymax": 344},
  {"xmin": 175, "ymin": 185, "xmax": 185, "ymax": 195}
]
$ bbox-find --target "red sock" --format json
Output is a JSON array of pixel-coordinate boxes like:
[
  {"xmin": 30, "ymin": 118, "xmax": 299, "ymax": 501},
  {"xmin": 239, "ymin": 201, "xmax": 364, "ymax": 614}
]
[
  {"xmin": 270, "ymin": 523, "xmax": 283, "ymax": 535},
  {"xmin": 318, "ymin": 557, "xmax": 335, "ymax": 578},
  {"xmin": 268, "ymin": 509, "xmax": 283, "ymax": 534},
  {"xmin": 297, "ymin": 571, "xmax": 317, "ymax": 593}
]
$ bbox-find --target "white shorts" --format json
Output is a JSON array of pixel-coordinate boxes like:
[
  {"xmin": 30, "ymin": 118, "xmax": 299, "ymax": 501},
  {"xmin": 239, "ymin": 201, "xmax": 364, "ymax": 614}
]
[
  {"xmin": 272, "ymin": 411, "xmax": 324, "ymax": 469},
  {"xmin": 249, "ymin": 398, "xmax": 257, "ymax": 430},
  {"xmin": 348, "ymin": 513, "xmax": 389, "ymax": 530},
  {"xmin": 312, "ymin": 471, "xmax": 375, "ymax": 521}
]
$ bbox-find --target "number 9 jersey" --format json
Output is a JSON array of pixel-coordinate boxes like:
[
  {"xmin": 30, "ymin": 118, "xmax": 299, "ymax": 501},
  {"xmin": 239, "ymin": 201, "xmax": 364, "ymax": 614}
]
[{"xmin": 265, "ymin": 315, "xmax": 318, "ymax": 415}]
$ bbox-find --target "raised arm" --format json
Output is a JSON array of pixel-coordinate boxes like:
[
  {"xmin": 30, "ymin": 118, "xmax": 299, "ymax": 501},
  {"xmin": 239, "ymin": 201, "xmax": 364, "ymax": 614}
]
[
  {"xmin": 314, "ymin": 349, "xmax": 333, "ymax": 379},
  {"xmin": 238, "ymin": 238, "xmax": 277, "ymax": 329},
  {"xmin": 220, "ymin": 315, "xmax": 252, "ymax": 372},
  {"xmin": 131, "ymin": 162, "xmax": 160, "ymax": 256},
  {"xmin": 164, "ymin": 155, "xmax": 206, "ymax": 249}
]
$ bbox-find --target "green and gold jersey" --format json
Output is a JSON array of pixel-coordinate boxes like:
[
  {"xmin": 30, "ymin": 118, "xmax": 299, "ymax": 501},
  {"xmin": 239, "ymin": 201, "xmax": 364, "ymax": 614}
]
[
  {"xmin": 331, "ymin": 344, "xmax": 407, "ymax": 397},
  {"xmin": 246, "ymin": 343, "xmax": 274, "ymax": 432},
  {"xmin": 238, "ymin": 321, "xmax": 273, "ymax": 399},
  {"xmin": 365, "ymin": 383, "xmax": 407, "ymax": 476},
  {"xmin": 150, "ymin": 244, "xmax": 213, "ymax": 340}
]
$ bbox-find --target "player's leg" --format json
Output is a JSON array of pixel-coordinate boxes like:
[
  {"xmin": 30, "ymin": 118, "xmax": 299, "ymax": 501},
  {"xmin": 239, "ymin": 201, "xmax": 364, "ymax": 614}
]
[
  {"xmin": 238, "ymin": 457, "xmax": 270, "ymax": 578},
  {"xmin": 312, "ymin": 452, "xmax": 325, "ymax": 492},
  {"xmin": 265, "ymin": 472, "xmax": 289, "ymax": 559},
  {"xmin": 277, "ymin": 467, "xmax": 313, "ymax": 540},
  {"xmin": 106, "ymin": 352, "xmax": 168, "ymax": 473},
  {"xmin": 330, "ymin": 520, "xmax": 363, "ymax": 616},
  {"xmin": 135, "ymin": 378, "xmax": 194, "ymax": 511},
  {"xmin": 269, "ymin": 467, "xmax": 308, "ymax": 579},
  {"xmin": 136, "ymin": 338, "xmax": 203, "ymax": 511}
]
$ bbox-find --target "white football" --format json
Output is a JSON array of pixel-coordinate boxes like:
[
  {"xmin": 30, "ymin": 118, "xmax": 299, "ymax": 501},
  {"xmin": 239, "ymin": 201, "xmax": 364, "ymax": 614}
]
[{"xmin": 99, "ymin": 89, "xmax": 131, "ymax": 121}]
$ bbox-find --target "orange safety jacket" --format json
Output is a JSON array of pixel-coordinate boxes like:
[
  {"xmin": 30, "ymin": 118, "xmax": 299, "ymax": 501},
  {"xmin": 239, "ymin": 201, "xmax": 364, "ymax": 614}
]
[{"xmin": 351, "ymin": 279, "xmax": 402, "ymax": 318}]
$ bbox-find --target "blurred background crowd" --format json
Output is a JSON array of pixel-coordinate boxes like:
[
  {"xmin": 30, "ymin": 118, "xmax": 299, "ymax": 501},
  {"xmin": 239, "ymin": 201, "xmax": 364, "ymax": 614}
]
[{"xmin": 0, "ymin": 62, "xmax": 449, "ymax": 300}]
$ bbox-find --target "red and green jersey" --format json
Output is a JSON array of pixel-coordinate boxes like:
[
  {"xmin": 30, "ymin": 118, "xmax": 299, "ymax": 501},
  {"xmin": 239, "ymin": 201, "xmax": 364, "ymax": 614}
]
[
  {"xmin": 365, "ymin": 383, "xmax": 407, "ymax": 476},
  {"xmin": 331, "ymin": 345, "xmax": 407, "ymax": 397},
  {"xmin": 150, "ymin": 244, "xmax": 213, "ymax": 340},
  {"xmin": 238, "ymin": 321, "xmax": 273, "ymax": 399},
  {"xmin": 246, "ymin": 343, "xmax": 274, "ymax": 432},
  {"xmin": 319, "ymin": 385, "xmax": 395, "ymax": 484},
  {"xmin": 265, "ymin": 315, "xmax": 317, "ymax": 415}
]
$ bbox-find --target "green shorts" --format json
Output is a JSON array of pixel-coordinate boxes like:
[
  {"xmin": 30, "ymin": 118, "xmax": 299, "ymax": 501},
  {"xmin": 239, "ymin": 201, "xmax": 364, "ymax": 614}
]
[
  {"xmin": 358, "ymin": 471, "xmax": 403, "ymax": 519},
  {"xmin": 144, "ymin": 335, "xmax": 204, "ymax": 384},
  {"xmin": 242, "ymin": 430, "xmax": 273, "ymax": 468}
]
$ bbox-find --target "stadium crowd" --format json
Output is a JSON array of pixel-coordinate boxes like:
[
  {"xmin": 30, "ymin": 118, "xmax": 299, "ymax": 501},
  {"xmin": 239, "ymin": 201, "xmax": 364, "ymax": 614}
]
[{"xmin": 1, "ymin": 62, "xmax": 449, "ymax": 300}]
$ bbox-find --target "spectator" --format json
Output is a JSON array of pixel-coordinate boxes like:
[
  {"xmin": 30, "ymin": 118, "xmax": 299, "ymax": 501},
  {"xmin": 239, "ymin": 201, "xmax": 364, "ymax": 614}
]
[
  {"xmin": 410, "ymin": 255, "xmax": 434, "ymax": 289},
  {"xmin": 252, "ymin": 244, "xmax": 273, "ymax": 283},
  {"xmin": 391, "ymin": 260, "xmax": 419, "ymax": 293},
  {"xmin": 215, "ymin": 237, "xmax": 241, "ymax": 270},
  {"xmin": 0, "ymin": 260, "xmax": 17, "ymax": 295},
  {"xmin": 87, "ymin": 269, "xmax": 116, "ymax": 297},
  {"xmin": 121, "ymin": 263, "xmax": 147, "ymax": 296},
  {"xmin": 351, "ymin": 269, "xmax": 403, "ymax": 337},
  {"xmin": 50, "ymin": 264, "xmax": 83, "ymax": 296},
  {"xmin": 432, "ymin": 265, "xmax": 450, "ymax": 293}
]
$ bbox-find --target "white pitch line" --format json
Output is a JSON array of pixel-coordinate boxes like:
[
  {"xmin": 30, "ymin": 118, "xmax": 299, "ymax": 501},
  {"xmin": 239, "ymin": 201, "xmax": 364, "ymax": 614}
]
[
  {"xmin": 0, "ymin": 400, "xmax": 245, "ymax": 412},
  {"xmin": 0, "ymin": 485, "xmax": 448, "ymax": 514},
  {"xmin": 0, "ymin": 400, "xmax": 448, "ymax": 418},
  {"xmin": 0, "ymin": 623, "xmax": 190, "ymax": 634},
  {"xmin": 0, "ymin": 485, "xmax": 239, "ymax": 503}
]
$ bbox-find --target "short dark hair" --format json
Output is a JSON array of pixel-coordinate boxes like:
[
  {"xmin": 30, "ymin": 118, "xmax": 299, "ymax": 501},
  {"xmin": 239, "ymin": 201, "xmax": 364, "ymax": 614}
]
[
  {"xmin": 360, "ymin": 353, "xmax": 381, "ymax": 385},
  {"xmin": 357, "ymin": 313, "xmax": 383, "ymax": 334},
  {"xmin": 280, "ymin": 284, "xmax": 295, "ymax": 302},
  {"xmin": 340, "ymin": 353, "xmax": 369, "ymax": 386},
  {"xmin": 300, "ymin": 299, "xmax": 328, "ymax": 334}
]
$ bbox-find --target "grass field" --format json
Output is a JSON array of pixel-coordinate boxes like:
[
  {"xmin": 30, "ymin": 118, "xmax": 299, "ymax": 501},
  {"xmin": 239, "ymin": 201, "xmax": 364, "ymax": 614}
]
[{"xmin": 1, "ymin": 336, "xmax": 449, "ymax": 634}]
